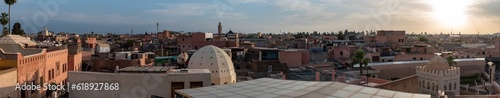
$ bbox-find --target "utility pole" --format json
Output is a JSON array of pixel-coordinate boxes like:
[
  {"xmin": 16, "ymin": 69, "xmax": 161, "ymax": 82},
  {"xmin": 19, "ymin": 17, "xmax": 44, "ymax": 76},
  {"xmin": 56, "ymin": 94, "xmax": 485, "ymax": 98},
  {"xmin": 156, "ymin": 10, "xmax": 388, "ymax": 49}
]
[{"xmin": 161, "ymin": 45, "xmax": 164, "ymax": 56}]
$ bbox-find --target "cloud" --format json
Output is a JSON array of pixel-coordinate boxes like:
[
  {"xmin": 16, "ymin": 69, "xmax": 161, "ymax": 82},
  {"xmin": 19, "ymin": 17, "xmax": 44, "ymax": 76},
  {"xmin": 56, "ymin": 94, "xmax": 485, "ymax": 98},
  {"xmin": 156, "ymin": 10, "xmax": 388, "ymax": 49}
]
[
  {"xmin": 148, "ymin": 3, "xmax": 213, "ymax": 16},
  {"xmin": 219, "ymin": 12, "xmax": 249, "ymax": 20},
  {"xmin": 55, "ymin": 12, "xmax": 142, "ymax": 25},
  {"xmin": 469, "ymin": 0, "xmax": 500, "ymax": 18},
  {"xmin": 273, "ymin": 0, "xmax": 337, "ymax": 22},
  {"xmin": 230, "ymin": 0, "xmax": 268, "ymax": 4}
]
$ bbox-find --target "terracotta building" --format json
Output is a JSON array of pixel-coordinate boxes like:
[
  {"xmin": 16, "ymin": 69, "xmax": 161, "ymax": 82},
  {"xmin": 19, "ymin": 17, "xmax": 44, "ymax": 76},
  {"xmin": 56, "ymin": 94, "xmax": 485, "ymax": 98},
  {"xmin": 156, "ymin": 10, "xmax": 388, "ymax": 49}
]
[
  {"xmin": 376, "ymin": 30, "xmax": 406, "ymax": 49},
  {"xmin": 0, "ymin": 35, "xmax": 69, "ymax": 98},
  {"xmin": 177, "ymin": 32, "xmax": 234, "ymax": 52},
  {"xmin": 278, "ymin": 49, "xmax": 310, "ymax": 67},
  {"xmin": 85, "ymin": 37, "xmax": 97, "ymax": 49}
]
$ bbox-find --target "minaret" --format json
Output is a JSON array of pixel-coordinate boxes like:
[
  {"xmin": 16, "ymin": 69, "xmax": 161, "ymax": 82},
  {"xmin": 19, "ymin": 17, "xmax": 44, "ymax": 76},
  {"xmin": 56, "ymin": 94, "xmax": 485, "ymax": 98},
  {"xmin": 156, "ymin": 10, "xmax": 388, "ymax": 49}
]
[{"xmin": 218, "ymin": 22, "xmax": 222, "ymax": 37}]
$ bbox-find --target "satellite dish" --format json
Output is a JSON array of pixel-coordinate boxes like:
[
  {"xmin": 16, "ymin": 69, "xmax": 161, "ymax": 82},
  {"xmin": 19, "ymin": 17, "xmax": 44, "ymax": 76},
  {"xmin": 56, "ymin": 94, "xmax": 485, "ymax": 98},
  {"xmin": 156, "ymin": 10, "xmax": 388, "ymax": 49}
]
[{"xmin": 177, "ymin": 52, "xmax": 188, "ymax": 64}]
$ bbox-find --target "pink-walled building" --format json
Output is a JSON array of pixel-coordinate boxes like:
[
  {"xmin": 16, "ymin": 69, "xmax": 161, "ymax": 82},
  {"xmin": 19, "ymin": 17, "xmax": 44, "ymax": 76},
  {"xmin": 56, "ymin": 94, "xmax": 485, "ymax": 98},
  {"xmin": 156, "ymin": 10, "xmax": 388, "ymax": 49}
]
[
  {"xmin": 157, "ymin": 30, "xmax": 174, "ymax": 40},
  {"xmin": 0, "ymin": 35, "xmax": 71, "ymax": 98},
  {"xmin": 278, "ymin": 49, "xmax": 310, "ymax": 67},
  {"xmin": 85, "ymin": 37, "xmax": 97, "ymax": 49},
  {"xmin": 177, "ymin": 32, "xmax": 237, "ymax": 52},
  {"xmin": 376, "ymin": 30, "xmax": 406, "ymax": 49}
]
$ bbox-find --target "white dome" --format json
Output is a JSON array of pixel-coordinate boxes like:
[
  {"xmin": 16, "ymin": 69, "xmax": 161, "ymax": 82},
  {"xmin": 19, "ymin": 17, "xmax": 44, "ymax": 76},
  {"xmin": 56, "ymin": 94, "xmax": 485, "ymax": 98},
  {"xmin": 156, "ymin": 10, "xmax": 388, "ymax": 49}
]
[
  {"xmin": 425, "ymin": 56, "xmax": 451, "ymax": 70},
  {"xmin": 188, "ymin": 45, "xmax": 236, "ymax": 85}
]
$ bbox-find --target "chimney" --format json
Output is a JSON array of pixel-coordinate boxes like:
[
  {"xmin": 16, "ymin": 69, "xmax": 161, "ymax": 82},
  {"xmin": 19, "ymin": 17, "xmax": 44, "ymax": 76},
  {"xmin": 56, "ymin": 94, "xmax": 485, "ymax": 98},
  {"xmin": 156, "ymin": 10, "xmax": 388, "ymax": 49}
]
[
  {"xmin": 332, "ymin": 70, "xmax": 336, "ymax": 81},
  {"xmin": 316, "ymin": 72, "xmax": 320, "ymax": 81},
  {"xmin": 280, "ymin": 71, "xmax": 286, "ymax": 80}
]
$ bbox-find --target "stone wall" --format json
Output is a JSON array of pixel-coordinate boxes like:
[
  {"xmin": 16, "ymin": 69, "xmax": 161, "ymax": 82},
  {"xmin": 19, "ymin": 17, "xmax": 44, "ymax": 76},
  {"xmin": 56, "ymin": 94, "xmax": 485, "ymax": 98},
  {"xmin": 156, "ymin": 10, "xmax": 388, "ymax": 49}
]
[
  {"xmin": 375, "ymin": 75, "xmax": 419, "ymax": 93},
  {"xmin": 68, "ymin": 70, "xmax": 211, "ymax": 98},
  {"xmin": 0, "ymin": 68, "xmax": 17, "ymax": 98},
  {"xmin": 92, "ymin": 59, "xmax": 142, "ymax": 72}
]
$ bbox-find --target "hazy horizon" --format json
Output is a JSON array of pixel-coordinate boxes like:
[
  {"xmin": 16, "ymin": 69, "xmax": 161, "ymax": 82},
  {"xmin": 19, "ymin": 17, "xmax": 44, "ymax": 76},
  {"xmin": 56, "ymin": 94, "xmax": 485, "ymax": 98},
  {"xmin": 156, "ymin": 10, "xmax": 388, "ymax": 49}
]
[{"xmin": 9, "ymin": 0, "xmax": 500, "ymax": 34}]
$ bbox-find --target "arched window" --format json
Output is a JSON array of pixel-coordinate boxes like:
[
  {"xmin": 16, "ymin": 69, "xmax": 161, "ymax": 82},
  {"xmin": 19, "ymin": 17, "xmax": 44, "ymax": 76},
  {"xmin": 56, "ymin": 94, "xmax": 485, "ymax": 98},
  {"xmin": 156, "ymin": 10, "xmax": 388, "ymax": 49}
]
[
  {"xmin": 444, "ymin": 85, "xmax": 447, "ymax": 91},
  {"xmin": 449, "ymin": 83, "xmax": 452, "ymax": 90},
  {"xmin": 340, "ymin": 51, "xmax": 344, "ymax": 56},
  {"xmin": 454, "ymin": 82, "xmax": 457, "ymax": 90},
  {"xmin": 431, "ymin": 83, "xmax": 434, "ymax": 91},
  {"xmin": 427, "ymin": 82, "xmax": 430, "ymax": 89},
  {"xmin": 419, "ymin": 81, "xmax": 422, "ymax": 87}
]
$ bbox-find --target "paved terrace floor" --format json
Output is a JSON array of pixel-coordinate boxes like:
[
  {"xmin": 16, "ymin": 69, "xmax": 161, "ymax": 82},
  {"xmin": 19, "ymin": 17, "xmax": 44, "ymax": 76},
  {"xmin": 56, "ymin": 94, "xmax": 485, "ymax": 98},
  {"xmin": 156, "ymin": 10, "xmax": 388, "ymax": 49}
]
[{"xmin": 176, "ymin": 78, "xmax": 431, "ymax": 98}]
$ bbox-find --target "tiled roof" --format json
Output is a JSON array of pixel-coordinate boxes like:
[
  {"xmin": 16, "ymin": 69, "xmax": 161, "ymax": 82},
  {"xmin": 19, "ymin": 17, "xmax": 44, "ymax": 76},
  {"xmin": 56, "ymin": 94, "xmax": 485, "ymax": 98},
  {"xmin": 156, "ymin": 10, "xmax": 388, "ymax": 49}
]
[
  {"xmin": 0, "ymin": 44, "xmax": 44, "ymax": 56},
  {"xmin": 176, "ymin": 78, "xmax": 431, "ymax": 98},
  {"xmin": 0, "ymin": 35, "xmax": 37, "ymax": 46}
]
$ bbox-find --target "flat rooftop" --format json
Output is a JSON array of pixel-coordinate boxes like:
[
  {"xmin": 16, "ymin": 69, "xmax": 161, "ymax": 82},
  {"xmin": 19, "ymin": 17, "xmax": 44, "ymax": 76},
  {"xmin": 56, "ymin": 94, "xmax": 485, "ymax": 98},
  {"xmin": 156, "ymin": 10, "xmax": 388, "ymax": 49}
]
[
  {"xmin": 354, "ymin": 58, "xmax": 485, "ymax": 67},
  {"xmin": 168, "ymin": 69, "xmax": 210, "ymax": 74},
  {"xmin": 175, "ymin": 78, "xmax": 430, "ymax": 98},
  {"xmin": 117, "ymin": 66, "xmax": 173, "ymax": 73}
]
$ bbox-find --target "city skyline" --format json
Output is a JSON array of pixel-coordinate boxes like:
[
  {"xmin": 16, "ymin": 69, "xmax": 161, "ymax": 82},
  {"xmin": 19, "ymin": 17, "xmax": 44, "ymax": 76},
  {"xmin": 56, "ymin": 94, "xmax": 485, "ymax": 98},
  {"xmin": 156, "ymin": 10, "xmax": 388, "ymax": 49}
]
[{"xmin": 9, "ymin": 0, "xmax": 500, "ymax": 34}]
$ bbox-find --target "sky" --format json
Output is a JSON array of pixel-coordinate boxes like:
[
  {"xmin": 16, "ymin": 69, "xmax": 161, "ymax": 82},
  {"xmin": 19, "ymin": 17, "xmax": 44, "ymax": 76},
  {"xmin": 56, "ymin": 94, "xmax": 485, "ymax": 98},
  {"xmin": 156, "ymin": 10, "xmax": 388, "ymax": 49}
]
[{"xmin": 7, "ymin": 0, "xmax": 500, "ymax": 34}]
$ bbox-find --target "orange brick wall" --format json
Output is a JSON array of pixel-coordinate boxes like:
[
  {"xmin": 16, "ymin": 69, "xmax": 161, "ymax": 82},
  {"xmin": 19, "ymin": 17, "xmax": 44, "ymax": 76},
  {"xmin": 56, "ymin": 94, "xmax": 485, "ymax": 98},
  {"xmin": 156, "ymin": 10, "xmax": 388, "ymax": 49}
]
[
  {"xmin": 279, "ymin": 51, "xmax": 303, "ymax": 67},
  {"xmin": 68, "ymin": 52, "xmax": 82, "ymax": 71}
]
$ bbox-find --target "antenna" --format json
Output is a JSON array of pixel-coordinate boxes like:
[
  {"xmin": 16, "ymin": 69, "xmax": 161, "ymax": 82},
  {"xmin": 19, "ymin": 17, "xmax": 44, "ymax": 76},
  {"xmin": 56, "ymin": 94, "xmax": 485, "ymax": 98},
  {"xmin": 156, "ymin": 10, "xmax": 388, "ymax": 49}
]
[
  {"xmin": 131, "ymin": 27, "xmax": 134, "ymax": 35},
  {"xmin": 477, "ymin": 29, "xmax": 480, "ymax": 35}
]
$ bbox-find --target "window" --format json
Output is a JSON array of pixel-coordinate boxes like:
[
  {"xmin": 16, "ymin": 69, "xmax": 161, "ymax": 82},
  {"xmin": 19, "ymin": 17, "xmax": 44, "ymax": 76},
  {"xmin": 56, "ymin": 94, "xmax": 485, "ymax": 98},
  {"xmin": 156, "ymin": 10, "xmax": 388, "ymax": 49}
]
[
  {"xmin": 190, "ymin": 82, "xmax": 203, "ymax": 88},
  {"xmin": 427, "ymin": 82, "xmax": 430, "ymax": 89},
  {"xmin": 340, "ymin": 51, "xmax": 343, "ymax": 56},
  {"xmin": 171, "ymin": 82, "xmax": 184, "ymax": 98},
  {"xmin": 449, "ymin": 83, "xmax": 452, "ymax": 90},
  {"xmin": 56, "ymin": 62, "xmax": 60, "ymax": 76},
  {"xmin": 50, "ymin": 69, "xmax": 54, "ymax": 79},
  {"xmin": 31, "ymin": 81, "xmax": 35, "ymax": 94},
  {"xmin": 48, "ymin": 70, "xmax": 52, "ymax": 80}
]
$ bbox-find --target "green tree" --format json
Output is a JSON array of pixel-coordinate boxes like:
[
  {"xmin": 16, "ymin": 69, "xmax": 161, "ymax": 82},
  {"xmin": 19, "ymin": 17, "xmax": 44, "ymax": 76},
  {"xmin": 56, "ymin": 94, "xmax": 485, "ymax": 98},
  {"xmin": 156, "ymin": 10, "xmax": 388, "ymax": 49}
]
[
  {"xmin": 11, "ymin": 22, "xmax": 24, "ymax": 35},
  {"xmin": 312, "ymin": 31, "xmax": 318, "ymax": 36},
  {"xmin": 446, "ymin": 56, "xmax": 456, "ymax": 66},
  {"xmin": 0, "ymin": 13, "xmax": 8, "ymax": 35},
  {"xmin": 352, "ymin": 49, "xmax": 371, "ymax": 75},
  {"xmin": 418, "ymin": 37, "xmax": 428, "ymax": 42},
  {"xmin": 337, "ymin": 31, "xmax": 345, "ymax": 40},
  {"xmin": 4, "ymin": 0, "xmax": 16, "ymax": 34}
]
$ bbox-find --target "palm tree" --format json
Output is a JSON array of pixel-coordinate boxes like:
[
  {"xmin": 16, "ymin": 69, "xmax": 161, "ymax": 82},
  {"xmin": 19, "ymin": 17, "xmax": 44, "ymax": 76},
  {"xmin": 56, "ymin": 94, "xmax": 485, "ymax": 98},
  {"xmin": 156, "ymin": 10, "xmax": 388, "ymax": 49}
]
[
  {"xmin": 4, "ymin": 0, "xmax": 16, "ymax": 34},
  {"xmin": 446, "ymin": 55, "xmax": 456, "ymax": 66},
  {"xmin": 353, "ymin": 49, "xmax": 370, "ymax": 75},
  {"xmin": 362, "ymin": 58, "xmax": 371, "ymax": 77},
  {"xmin": 0, "ymin": 12, "xmax": 8, "ymax": 35}
]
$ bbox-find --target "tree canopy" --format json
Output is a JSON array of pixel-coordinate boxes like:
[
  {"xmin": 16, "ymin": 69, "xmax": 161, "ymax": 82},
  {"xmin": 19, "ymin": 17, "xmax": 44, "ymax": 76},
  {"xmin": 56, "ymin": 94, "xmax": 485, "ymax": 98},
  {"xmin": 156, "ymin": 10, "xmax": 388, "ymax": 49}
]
[
  {"xmin": 11, "ymin": 22, "xmax": 24, "ymax": 35},
  {"xmin": 418, "ymin": 37, "xmax": 428, "ymax": 42}
]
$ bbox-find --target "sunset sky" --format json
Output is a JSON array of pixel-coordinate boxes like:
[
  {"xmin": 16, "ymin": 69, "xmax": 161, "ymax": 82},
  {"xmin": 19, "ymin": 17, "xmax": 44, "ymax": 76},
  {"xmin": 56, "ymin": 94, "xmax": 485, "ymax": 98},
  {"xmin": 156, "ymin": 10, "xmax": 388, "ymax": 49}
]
[{"xmin": 10, "ymin": 0, "xmax": 500, "ymax": 34}]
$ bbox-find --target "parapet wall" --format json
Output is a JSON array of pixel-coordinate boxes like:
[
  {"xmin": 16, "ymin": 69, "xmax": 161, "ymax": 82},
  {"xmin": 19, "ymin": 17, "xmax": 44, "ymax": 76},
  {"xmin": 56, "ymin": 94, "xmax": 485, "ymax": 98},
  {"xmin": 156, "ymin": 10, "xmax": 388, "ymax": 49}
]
[{"xmin": 416, "ymin": 66, "xmax": 460, "ymax": 77}]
